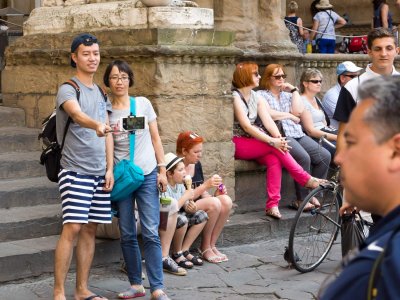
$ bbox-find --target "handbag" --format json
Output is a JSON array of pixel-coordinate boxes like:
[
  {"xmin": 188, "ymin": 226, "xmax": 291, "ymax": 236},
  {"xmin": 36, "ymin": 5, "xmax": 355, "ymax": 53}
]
[{"xmin": 110, "ymin": 97, "xmax": 145, "ymax": 202}]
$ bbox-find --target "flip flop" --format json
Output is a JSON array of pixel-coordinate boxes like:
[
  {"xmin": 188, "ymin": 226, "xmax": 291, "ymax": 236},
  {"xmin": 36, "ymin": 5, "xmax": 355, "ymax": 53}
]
[{"xmin": 84, "ymin": 295, "xmax": 105, "ymax": 300}]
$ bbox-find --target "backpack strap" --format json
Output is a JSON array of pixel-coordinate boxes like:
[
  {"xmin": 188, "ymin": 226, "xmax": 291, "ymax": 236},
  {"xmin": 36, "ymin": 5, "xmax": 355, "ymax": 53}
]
[
  {"xmin": 96, "ymin": 84, "xmax": 108, "ymax": 102},
  {"xmin": 59, "ymin": 79, "xmax": 81, "ymax": 151}
]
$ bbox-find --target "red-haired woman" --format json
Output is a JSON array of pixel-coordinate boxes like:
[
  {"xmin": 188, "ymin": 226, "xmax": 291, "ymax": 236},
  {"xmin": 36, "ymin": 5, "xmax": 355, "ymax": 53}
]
[
  {"xmin": 176, "ymin": 131, "xmax": 233, "ymax": 263},
  {"xmin": 232, "ymin": 62, "xmax": 323, "ymax": 219}
]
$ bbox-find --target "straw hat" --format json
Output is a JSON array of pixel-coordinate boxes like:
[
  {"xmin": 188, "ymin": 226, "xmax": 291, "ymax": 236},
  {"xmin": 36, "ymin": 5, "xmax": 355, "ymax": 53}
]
[{"xmin": 316, "ymin": 0, "xmax": 333, "ymax": 9}]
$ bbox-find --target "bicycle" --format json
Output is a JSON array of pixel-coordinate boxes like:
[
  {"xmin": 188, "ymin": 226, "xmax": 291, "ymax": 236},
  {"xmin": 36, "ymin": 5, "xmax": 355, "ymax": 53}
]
[
  {"xmin": 286, "ymin": 137, "xmax": 372, "ymax": 273},
  {"xmin": 287, "ymin": 165, "xmax": 342, "ymax": 273}
]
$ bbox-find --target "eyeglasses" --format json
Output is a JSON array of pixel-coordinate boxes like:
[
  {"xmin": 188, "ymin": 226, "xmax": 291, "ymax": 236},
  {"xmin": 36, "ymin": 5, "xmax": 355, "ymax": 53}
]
[
  {"xmin": 109, "ymin": 75, "xmax": 130, "ymax": 82},
  {"xmin": 189, "ymin": 132, "xmax": 200, "ymax": 139},
  {"xmin": 308, "ymin": 80, "xmax": 323, "ymax": 84},
  {"xmin": 343, "ymin": 74, "xmax": 357, "ymax": 79},
  {"xmin": 272, "ymin": 74, "xmax": 287, "ymax": 80},
  {"xmin": 253, "ymin": 72, "xmax": 260, "ymax": 77}
]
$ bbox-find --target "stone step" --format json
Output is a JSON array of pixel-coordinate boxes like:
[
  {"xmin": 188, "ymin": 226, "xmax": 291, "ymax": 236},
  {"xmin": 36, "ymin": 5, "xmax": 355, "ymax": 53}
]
[
  {"xmin": 0, "ymin": 106, "xmax": 25, "ymax": 127},
  {"xmin": 0, "ymin": 209, "xmax": 300, "ymax": 283},
  {"xmin": 0, "ymin": 151, "xmax": 45, "ymax": 179},
  {"xmin": 0, "ymin": 177, "xmax": 59, "ymax": 209},
  {"xmin": 0, "ymin": 235, "xmax": 121, "ymax": 283},
  {"xmin": 0, "ymin": 127, "xmax": 41, "ymax": 154},
  {"xmin": 0, "ymin": 204, "xmax": 62, "ymax": 242}
]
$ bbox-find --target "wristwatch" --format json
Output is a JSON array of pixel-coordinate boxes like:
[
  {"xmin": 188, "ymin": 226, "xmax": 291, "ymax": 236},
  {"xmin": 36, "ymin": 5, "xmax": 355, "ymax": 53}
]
[{"xmin": 290, "ymin": 87, "xmax": 299, "ymax": 93}]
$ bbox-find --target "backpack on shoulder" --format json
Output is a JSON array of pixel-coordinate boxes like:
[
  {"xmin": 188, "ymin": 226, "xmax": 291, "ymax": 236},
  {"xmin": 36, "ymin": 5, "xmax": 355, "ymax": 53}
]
[{"xmin": 39, "ymin": 79, "xmax": 107, "ymax": 183}]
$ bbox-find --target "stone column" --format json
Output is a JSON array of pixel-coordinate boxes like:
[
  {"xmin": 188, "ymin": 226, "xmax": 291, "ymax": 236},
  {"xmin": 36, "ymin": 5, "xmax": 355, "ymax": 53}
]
[{"xmin": 214, "ymin": 0, "xmax": 297, "ymax": 53}]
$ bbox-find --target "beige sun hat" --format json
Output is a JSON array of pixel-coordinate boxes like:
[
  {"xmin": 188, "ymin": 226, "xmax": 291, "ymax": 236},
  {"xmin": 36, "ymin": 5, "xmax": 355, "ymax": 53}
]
[{"xmin": 316, "ymin": 0, "xmax": 333, "ymax": 9}]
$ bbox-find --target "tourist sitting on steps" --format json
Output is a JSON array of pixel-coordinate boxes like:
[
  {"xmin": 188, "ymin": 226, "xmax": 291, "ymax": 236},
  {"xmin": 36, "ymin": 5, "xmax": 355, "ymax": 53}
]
[{"xmin": 232, "ymin": 61, "xmax": 324, "ymax": 220}]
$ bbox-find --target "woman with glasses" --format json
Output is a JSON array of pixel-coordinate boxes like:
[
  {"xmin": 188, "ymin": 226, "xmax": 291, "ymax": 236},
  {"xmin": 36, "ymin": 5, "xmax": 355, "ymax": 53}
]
[
  {"xmin": 232, "ymin": 62, "xmax": 324, "ymax": 219},
  {"xmin": 299, "ymin": 68, "xmax": 337, "ymax": 158},
  {"xmin": 257, "ymin": 64, "xmax": 330, "ymax": 211},
  {"xmin": 104, "ymin": 60, "xmax": 171, "ymax": 300}
]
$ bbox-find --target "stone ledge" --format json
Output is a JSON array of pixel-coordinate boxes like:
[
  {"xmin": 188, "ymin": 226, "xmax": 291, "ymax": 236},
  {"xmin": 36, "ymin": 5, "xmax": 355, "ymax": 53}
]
[
  {"xmin": 234, "ymin": 159, "xmax": 265, "ymax": 173},
  {"xmin": 24, "ymin": 2, "xmax": 214, "ymax": 36}
]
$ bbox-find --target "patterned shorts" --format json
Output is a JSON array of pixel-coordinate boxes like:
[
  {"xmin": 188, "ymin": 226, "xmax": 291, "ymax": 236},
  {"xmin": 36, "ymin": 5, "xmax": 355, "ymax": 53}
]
[
  {"xmin": 58, "ymin": 169, "xmax": 111, "ymax": 225},
  {"xmin": 176, "ymin": 210, "xmax": 208, "ymax": 229}
]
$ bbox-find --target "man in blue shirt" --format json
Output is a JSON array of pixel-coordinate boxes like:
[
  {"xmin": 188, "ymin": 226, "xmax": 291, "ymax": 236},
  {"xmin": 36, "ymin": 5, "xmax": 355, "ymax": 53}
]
[{"xmin": 319, "ymin": 76, "xmax": 400, "ymax": 299}]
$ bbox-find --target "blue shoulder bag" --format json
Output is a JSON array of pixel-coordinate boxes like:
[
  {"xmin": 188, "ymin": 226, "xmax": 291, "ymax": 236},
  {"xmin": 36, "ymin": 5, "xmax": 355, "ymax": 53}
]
[{"xmin": 110, "ymin": 97, "xmax": 145, "ymax": 202}]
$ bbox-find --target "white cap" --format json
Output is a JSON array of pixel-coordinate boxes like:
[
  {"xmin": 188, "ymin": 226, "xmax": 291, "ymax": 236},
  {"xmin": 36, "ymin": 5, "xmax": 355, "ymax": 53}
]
[{"xmin": 336, "ymin": 61, "xmax": 363, "ymax": 75}]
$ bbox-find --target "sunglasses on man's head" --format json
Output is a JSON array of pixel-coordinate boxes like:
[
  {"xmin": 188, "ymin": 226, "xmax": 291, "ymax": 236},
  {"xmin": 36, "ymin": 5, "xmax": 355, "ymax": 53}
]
[
  {"xmin": 272, "ymin": 74, "xmax": 287, "ymax": 80},
  {"xmin": 82, "ymin": 36, "xmax": 97, "ymax": 46},
  {"xmin": 343, "ymin": 74, "xmax": 357, "ymax": 79}
]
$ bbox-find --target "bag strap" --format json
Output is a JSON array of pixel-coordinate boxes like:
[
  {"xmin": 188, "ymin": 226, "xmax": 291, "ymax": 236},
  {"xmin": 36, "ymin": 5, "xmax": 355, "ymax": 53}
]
[
  {"xmin": 59, "ymin": 79, "xmax": 81, "ymax": 151},
  {"xmin": 315, "ymin": 96, "xmax": 330, "ymax": 127},
  {"xmin": 367, "ymin": 222, "xmax": 400, "ymax": 300},
  {"xmin": 232, "ymin": 88, "xmax": 250, "ymax": 117},
  {"xmin": 129, "ymin": 96, "xmax": 136, "ymax": 163}
]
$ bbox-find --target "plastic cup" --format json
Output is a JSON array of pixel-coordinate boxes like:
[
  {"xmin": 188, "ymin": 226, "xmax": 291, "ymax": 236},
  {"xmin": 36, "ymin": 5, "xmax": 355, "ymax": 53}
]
[{"xmin": 159, "ymin": 195, "xmax": 172, "ymax": 231}]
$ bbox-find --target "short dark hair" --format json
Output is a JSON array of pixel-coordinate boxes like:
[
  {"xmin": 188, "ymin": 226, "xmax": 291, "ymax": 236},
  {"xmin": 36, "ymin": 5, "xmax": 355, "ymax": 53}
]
[
  {"xmin": 367, "ymin": 27, "xmax": 395, "ymax": 49},
  {"xmin": 358, "ymin": 76, "xmax": 400, "ymax": 143},
  {"xmin": 103, "ymin": 60, "xmax": 134, "ymax": 88}
]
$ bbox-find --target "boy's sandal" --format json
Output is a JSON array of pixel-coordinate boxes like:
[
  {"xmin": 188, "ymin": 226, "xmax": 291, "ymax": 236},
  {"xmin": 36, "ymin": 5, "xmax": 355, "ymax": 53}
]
[
  {"xmin": 265, "ymin": 207, "xmax": 282, "ymax": 220},
  {"xmin": 162, "ymin": 256, "xmax": 187, "ymax": 276},
  {"xmin": 182, "ymin": 250, "xmax": 203, "ymax": 266},
  {"xmin": 290, "ymin": 200, "xmax": 315, "ymax": 212},
  {"xmin": 200, "ymin": 248, "xmax": 222, "ymax": 264},
  {"xmin": 171, "ymin": 252, "xmax": 193, "ymax": 269},
  {"xmin": 211, "ymin": 246, "xmax": 228, "ymax": 262}
]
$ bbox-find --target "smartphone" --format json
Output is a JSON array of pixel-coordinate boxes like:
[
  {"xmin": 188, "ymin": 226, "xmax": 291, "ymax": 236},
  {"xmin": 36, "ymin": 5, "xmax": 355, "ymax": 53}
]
[{"xmin": 122, "ymin": 116, "xmax": 145, "ymax": 131}]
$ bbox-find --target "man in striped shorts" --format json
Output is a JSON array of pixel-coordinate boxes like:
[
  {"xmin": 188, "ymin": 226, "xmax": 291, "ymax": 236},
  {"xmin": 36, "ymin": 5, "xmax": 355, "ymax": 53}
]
[{"xmin": 53, "ymin": 33, "xmax": 114, "ymax": 300}]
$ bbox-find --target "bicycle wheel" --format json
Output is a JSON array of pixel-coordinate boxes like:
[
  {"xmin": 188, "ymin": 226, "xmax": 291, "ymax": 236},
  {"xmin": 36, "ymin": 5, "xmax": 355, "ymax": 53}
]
[{"xmin": 288, "ymin": 184, "xmax": 341, "ymax": 273}]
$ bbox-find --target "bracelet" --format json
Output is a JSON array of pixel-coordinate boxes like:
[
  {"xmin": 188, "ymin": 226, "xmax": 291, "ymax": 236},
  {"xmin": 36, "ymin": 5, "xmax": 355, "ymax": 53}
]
[
  {"xmin": 290, "ymin": 87, "xmax": 299, "ymax": 93},
  {"xmin": 157, "ymin": 163, "xmax": 166, "ymax": 167}
]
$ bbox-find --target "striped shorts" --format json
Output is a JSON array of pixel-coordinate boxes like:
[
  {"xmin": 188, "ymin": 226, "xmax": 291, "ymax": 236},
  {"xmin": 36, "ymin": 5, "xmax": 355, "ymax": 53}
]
[
  {"xmin": 176, "ymin": 210, "xmax": 208, "ymax": 229},
  {"xmin": 58, "ymin": 169, "xmax": 112, "ymax": 225}
]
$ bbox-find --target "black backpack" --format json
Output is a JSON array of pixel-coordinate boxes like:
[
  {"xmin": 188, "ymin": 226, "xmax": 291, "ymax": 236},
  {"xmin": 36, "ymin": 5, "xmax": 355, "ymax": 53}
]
[{"xmin": 39, "ymin": 79, "xmax": 107, "ymax": 182}]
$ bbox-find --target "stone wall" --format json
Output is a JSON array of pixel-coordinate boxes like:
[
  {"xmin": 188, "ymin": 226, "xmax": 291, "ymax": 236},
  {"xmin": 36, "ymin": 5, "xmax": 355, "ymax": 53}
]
[{"xmin": 2, "ymin": 28, "xmax": 238, "ymax": 195}]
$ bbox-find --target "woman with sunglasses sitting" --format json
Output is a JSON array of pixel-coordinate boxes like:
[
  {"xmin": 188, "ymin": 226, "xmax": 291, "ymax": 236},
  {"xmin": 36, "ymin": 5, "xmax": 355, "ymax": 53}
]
[
  {"xmin": 232, "ymin": 62, "xmax": 324, "ymax": 219},
  {"xmin": 257, "ymin": 64, "xmax": 331, "ymax": 211},
  {"xmin": 299, "ymin": 68, "xmax": 337, "ymax": 158}
]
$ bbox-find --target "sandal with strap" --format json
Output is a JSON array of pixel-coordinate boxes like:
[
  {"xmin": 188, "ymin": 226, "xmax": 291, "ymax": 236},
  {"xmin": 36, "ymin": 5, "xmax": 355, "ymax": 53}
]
[
  {"xmin": 290, "ymin": 200, "xmax": 315, "ymax": 212},
  {"xmin": 265, "ymin": 207, "xmax": 282, "ymax": 220},
  {"xmin": 199, "ymin": 248, "xmax": 222, "ymax": 264},
  {"xmin": 182, "ymin": 250, "xmax": 203, "ymax": 266},
  {"xmin": 171, "ymin": 252, "xmax": 193, "ymax": 269},
  {"xmin": 211, "ymin": 246, "xmax": 228, "ymax": 262},
  {"xmin": 310, "ymin": 197, "xmax": 321, "ymax": 208}
]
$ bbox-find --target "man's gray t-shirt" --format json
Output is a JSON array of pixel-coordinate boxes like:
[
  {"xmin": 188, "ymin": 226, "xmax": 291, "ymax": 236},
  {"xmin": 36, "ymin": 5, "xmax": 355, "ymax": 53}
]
[
  {"xmin": 56, "ymin": 77, "xmax": 112, "ymax": 175},
  {"xmin": 109, "ymin": 96, "xmax": 157, "ymax": 175}
]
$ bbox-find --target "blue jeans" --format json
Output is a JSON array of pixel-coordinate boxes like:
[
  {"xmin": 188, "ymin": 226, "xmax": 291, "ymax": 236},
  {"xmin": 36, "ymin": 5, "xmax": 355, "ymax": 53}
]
[{"xmin": 117, "ymin": 167, "xmax": 163, "ymax": 292}]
